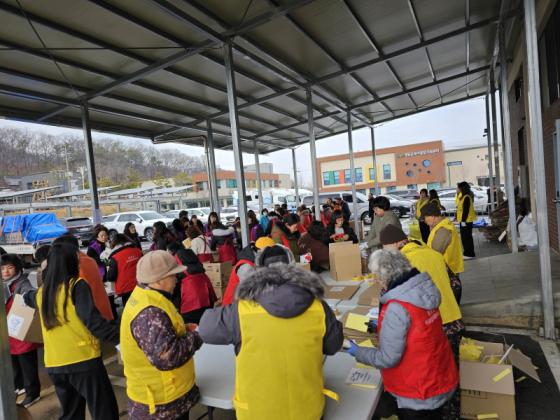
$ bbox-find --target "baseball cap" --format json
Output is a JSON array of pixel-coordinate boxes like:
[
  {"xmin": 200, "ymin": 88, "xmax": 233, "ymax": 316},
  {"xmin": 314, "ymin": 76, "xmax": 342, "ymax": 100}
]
[
  {"xmin": 255, "ymin": 236, "xmax": 276, "ymax": 249},
  {"xmin": 136, "ymin": 250, "xmax": 186, "ymax": 284}
]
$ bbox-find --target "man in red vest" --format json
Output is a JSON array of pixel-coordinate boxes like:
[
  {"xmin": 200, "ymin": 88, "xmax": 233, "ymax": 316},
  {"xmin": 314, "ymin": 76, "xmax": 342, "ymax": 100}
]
[{"xmin": 347, "ymin": 250, "xmax": 458, "ymax": 420}]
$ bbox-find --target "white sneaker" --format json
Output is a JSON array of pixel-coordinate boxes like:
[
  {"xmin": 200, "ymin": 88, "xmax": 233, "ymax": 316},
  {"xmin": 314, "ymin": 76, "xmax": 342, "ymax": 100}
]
[
  {"xmin": 463, "ymin": 255, "xmax": 474, "ymax": 260},
  {"xmin": 14, "ymin": 388, "xmax": 25, "ymax": 396}
]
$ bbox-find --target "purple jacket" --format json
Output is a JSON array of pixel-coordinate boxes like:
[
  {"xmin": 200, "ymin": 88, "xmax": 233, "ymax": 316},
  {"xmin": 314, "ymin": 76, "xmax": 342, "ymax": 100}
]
[{"xmin": 87, "ymin": 240, "xmax": 106, "ymax": 280}]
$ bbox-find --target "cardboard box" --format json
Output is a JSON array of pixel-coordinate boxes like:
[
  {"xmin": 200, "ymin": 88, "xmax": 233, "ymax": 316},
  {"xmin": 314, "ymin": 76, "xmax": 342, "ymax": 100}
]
[
  {"xmin": 329, "ymin": 241, "xmax": 362, "ymax": 281},
  {"xmin": 325, "ymin": 285, "xmax": 360, "ymax": 300},
  {"xmin": 340, "ymin": 306, "xmax": 377, "ymax": 343},
  {"xmin": 296, "ymin": 262, "xmax": 311, "ymax": 271},
  {"xmin": 460, "ymin": 339, "xmax": 540, "ymax": 420},
  {"xmin": 203, "ymin": 261, "xmax": 232, "ymax": 299},
  {"xmin": 7, "ymin": 294, "xmax": 43, "ymax": 343},
  {"xmin": 357, "ymin": 283, "xmax": 384, "ymax": 307}
]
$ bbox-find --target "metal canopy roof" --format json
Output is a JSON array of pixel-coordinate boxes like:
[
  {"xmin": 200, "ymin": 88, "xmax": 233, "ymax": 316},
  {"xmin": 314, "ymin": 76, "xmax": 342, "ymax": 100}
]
[{"xmin": 0, "ymin": 0, "xmax": 516, "ymax": 154}]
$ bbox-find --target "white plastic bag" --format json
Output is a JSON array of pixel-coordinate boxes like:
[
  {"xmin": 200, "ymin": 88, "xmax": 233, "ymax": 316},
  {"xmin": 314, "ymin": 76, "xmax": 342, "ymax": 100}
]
[{"xmin": 518, "ymin": 213, "xmax": 538, "ymax": 248}]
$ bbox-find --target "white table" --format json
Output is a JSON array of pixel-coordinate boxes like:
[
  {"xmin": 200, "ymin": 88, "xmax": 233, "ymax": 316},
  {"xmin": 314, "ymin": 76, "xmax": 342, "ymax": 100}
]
[{"xmin": 193, "ymin": 344, "xmax": 382, "ymax": 420}]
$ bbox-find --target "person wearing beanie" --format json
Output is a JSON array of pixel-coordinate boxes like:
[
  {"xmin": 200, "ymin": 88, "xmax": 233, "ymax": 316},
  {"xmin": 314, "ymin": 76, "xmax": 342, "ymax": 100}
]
[
  {"xmin": 120, "ymin": 251, "xmax": 203, "ymax": 419},
  {"xmin": 222, "ymin": 238, "xmax": 276, "ymax": 307},
  {"xmin": 24, "ymin": 243, "xmax": 119, "ymax": 419},
  {"xmin": 2, "ymin": 254, "xmax": 41, "ymax": 408},
  {"xmin": 379, "ymin": 224, "xmax": 464, "ymax": 416},
  {"xmin": 367, "ymin": 196, "xmax": 402, "ymax": 252},
  {"xmin": 255, "ymin": 244, "xmax": 296, "ymax": 267},
  {"xmin": 421, "ymin": 203, "xmax": 464, "ymax": 304},
  {"xmin": 174, "ymin": 248, "xmax": 216, "ymax": 324},
  {"xmin": 198, "ymin": 264, "xmax": 343, "ymax": 420}
]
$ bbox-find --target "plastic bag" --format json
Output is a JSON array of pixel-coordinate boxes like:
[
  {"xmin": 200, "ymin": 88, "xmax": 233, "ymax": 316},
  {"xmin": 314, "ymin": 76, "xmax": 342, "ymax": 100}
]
[{"xmin": 518, "ymin": 213, "xmax": 538, "ymax": 248}]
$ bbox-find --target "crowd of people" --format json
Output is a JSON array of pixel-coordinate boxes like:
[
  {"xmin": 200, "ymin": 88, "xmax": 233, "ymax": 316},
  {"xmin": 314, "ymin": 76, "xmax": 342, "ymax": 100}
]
[{"xmin": 1, "ymin": 182, "xmax": 478, "ymax": 419}]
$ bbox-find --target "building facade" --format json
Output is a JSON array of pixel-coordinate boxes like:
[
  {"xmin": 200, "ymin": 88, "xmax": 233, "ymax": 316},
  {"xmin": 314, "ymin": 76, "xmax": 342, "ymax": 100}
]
[
  {"xmin": 191, "ymin": 170, "xmax": 280, "ymax": 192},
  {"xmin": 316, "ymin": 141, "xmax": 505, "ymax": 195},
  {"xmin": 504, "ymin": 0, "xmax": 560, "ymax": 252}
]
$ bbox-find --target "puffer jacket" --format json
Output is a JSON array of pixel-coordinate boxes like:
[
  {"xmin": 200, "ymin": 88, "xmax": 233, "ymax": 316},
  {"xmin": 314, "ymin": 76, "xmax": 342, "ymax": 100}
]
[
  {"xmin": 354, "ymin": 270, "xmax": 456, "ymax": 411},
  {"xmin": 367, "ymin": 210, "xmax": 402, "ymax": 251},
  {"xmin": 198, "ymin": 264, "xmax": 343, "ymax": 355}
]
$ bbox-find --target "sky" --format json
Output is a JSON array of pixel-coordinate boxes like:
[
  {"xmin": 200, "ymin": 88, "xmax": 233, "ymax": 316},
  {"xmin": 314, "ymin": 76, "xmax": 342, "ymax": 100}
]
[{"xmin": 0, "ymin": 96, "xmax": 497, "ymax": 187}]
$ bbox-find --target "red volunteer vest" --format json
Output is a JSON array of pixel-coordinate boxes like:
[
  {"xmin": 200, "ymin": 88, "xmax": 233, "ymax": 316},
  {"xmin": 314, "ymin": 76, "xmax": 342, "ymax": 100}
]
[
  {"xmin": 218, "ymin": 242, "xmax": 237, "ymax": 265},
  {"xmin": 179, "ymin": 272, "xmax": 217, "ymax": 314},
  {"xmin": 222, "ymin": 259, "xmax": 255, "ymax": 306},
  {"xmin": 7, "ymin": 283, "xmax": 41, "ymax": 355},
  {"xmin": 378, "ymin": 299, "xmax": 458, "ymax": 399},
  {"xmin": 111, "ymin": 246, "xmax": 143, "ymax": 295}
]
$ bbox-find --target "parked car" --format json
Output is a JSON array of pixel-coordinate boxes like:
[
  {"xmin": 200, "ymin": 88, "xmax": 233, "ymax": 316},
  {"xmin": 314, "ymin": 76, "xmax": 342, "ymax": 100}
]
[
  {"xmin": 164, "ymin": 207, "xmax": 210, "ymax": 224},
  {"xmin": 436, "ymin": 189, "xmax": 489, "ymax": 214},
  {"xmin": 60, "ymin": 217, "xmax": 95, "ymax": 246},
  {"xmin": 388, "ymin": 189, "xmax": 420, "ymax": 200},
  {"xmin": 220, "ymin": 207, "xmax": 239, "ymax": 226},
  {"xmin": 301, "ymin": 191, "xmax": 371, "ymax": 222},
  {"xmin": 103, "ymin": 211, "xmax": 173, "ymax": 242},
  {"xmin": 384, "ymin": 195, "xmax": 414, "ymax": 218}
]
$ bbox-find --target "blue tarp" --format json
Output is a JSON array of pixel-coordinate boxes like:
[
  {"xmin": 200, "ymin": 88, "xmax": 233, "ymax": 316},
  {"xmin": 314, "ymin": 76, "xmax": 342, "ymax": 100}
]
[{"xmin": 0, "ymin": 213, "xmax": 67, "ymax": 243}]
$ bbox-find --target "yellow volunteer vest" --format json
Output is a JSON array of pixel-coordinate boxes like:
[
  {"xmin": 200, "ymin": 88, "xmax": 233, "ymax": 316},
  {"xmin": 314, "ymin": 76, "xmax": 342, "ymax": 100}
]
[
  {"xmin": 456, "ymin": 194, "xmax": 476, "ymax": 222},
  {"xmin": 427, "ymin": 218, "xmax": 464, "ymax": 274},
  {"xmin": 415, "ymin": 198, "xmax": 429, "ymax": 219},
  {"xmin": 235, "ymin": 299, "xmax": 331, "ymax": 420},
  {"xmin": 401, "ymin": 242, "xmax": 462, "ymax": 324},
  {"xmin": 120, "ymin": 286, "xmax": 195, "ymax": 414},
  {"xmin": 36, "ymin": 278, "xmax": 101, "ymax": 368}
]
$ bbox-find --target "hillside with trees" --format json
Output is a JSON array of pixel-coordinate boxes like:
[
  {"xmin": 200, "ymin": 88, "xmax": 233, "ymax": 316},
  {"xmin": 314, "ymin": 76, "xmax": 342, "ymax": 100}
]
[{"xmin": 0, "ymin": 127, "xmax": 206, "ymax": 188}]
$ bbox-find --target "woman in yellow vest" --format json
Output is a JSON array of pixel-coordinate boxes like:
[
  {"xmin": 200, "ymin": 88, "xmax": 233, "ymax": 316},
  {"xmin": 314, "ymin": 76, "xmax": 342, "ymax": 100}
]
[
  {"xmin": 415, "ymin": 188, "xmax": 430, "ymax": 243},
  {"xmin": 455, "ymin": 182, "xmax": 476, "ymax": 258},
  {"xmin": 24, "ymin": 242, "xmax": 119, "ymax": 420},
  {"xmin": 198, "ymin": 246, "xmax": 343, "ymax": 420},
  {"xmin": 421, "ymin": 202, "xmax": 464, "ymax": 305},
  {"xmin": 120, "ymin": 250, "xmax": 202, "ymax": 419}
]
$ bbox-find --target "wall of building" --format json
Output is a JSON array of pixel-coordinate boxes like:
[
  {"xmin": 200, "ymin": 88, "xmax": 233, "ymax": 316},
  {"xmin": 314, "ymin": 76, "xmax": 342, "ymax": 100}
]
[
  {"xmin": 444, "ymin": 146, "xmax": 505, "ymax": 188},
  {"xmin": 316, "ymin": 140, "xmax": 448, "ymax": 193}
]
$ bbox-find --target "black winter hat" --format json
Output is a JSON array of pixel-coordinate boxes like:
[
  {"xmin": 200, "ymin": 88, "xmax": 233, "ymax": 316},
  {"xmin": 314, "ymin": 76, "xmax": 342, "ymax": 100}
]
[
  {"xmin": 421, "ymin": 201, "xmax": 442, "ymax": 217},
  {"xmin": 379, "ymin": 224, "xmax": 408, "ymax": 245}
]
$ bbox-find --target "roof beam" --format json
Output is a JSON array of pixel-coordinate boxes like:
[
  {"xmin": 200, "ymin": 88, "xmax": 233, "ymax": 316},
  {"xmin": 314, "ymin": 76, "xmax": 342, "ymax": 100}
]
[
  {"xmin": 0, "ymin": 66, "xmax": 298, "ymax": 140},
  {"xmin": 156, "ymin": 0, "xmax": 369, "ymax": 127},
  {"xmin": 243, "ymin": 65, "xmax": 489, "ymax": 139},
  {"xmin": 0, "ymin": 0, "xmax": 313, "ymax": 134},
  {"xmin": 342, "ymin": 0, "xmax": 414, "ymax": 112},
  {"xmin": 465, "ymin": 0, "xmax": 471, "ymax": 96},
  {"xmin": 0, "ymin": 84, "xmax": 290, "ymax": 149},
  {"xmin": 406, "ymin": 0, "xmax": 443, "ymax": 103}
]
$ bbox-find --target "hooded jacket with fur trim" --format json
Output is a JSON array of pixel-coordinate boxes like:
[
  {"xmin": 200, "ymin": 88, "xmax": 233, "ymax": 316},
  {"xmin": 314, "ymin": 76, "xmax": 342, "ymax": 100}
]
[{"xmin": 198, "ymin": 264, "xmax": 343, "ymax": 355}]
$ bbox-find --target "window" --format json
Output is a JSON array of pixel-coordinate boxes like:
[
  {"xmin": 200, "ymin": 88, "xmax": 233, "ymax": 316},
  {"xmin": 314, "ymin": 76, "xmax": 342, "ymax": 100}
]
[
  {"xmin": 344, "ymin": 169, "xmax": 351, "ymax": 183},
  {"xmin": 386, "ymin": 186, "xmax": 397, "ymax": 192},
  {"xmin": 323, "ymin": 172, "xmax": 331, "ymax": 186},
  {"xmin": 355, "ymin": 168, "xmax": 363, "ymax": 182},
  {"xmin": 103, "ymin": 215, "xmax": 117, "ymax": 222},
  {"xmin": 422, "ymin": 159, "xmax": 431, "ymax": 167},
  {"xmin": 541, "ymin": 1, "xmax": 560, "ymax": 104},
  {"xmin": 427, "ymin": 182, "xmax": 441, "ymax": 190},
  {"xmin": 118, "ymin": 214, "xmax": 137, "ymax": 222},
  {"xmin": 141, "ymin": 212, "xmax": 165, "ymax": 220},
  {"xmin": 333, "ymin": 171, "xmax": 340, "ymax": 184},
  {"xmin": 406, "ymin": 170, "xmax": 414, "ymax": 177},
  {"xmin": 369, "ymin": 167, "xmax": 375, "ymax": 181},
  {"xmin": 383, "ymin": 164, "xmax": 391, "ymax": 180},
  {"xmin": 407, "ymin": 184, "xmax": 417, "ymax": 190},
  {"xmin": 226, "ymin": 179, "xmax": 237, "ymax": 188}
]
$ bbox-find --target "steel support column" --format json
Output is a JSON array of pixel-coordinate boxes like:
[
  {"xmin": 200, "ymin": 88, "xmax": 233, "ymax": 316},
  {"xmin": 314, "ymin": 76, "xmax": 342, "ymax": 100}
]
[
  {"xmin": 0, "ymin": 283, "xmax": 16, "ymax": 420},
  {"xmin": 307, "ymin": 90, "xmax": 321, "ymax": 221},
  {"xmin": 490, "ymin": 72, "xmax": 502, "ymax": 201},
  {"xmin": 370, "ymin": 126, "xmax": 379, "ymax": 194},
  {"xmin": 206, "ymin": 120, "xmax": 220, "ymax": 213},
  {"xmin": 254, "ymin": 140, "xmax": 264, "ymax": 213},
  {"xmin": 498, "ymin": 24, "xmax": 518, "ymax": 252},
  {"xmin": 347, "ymin": 111, "xmax": 360, "ymax": 239},
  {"xmin": 292, "ymin": 148, "xmax": 300, "ymax": 208},
  {"xmin": 485, "ymin": 92, "xmax": 496, "ymax": 212},
  {"xmin": 81, "ymin": 103, "xmax": 101, "ymax": 224},
  {"xmin": 523, "ymin": 0, "xmax": 555, "ymax": 339},
  {"xmin": 224, "ymin": 41, "xmax": 249, "ymax": 247}
]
